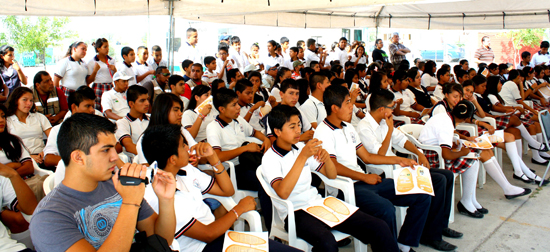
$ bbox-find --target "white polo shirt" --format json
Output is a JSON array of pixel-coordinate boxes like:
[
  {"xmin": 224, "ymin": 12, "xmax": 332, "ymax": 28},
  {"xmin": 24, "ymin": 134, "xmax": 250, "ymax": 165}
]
[
  {"xmin": 262, "ymin": 54, "xmax": 284, "ymax": 69},
  {"xmin": 301, "ymin": 95, "xmax": 326, "ymax": 125},
  {"xmin": 182, "ymin": 109, "xmax": 219, "ymax": 142},
  {"xmin": 350, "ymin": 55, "xmax": 367, "ymax": 65},
  {"xmin": 261, "ymin": 142, "xmax": 324, "ymax": 222},
  {"xmin": 393, "ymin": 88, "xmax": 417, "ymax": 112},
  {"xmin": 487, "ymin": 94, "xmax": 506, "ymax": 116},
  {"xmin": 115, "ymin": 114, "xmax": 150, "ymax": 157},
  {"xmin": 147, "ymin": 58, "xmax": 168, "ymax": 71},
  {"xmin": 516, "ymin": 61, "xmax": 535, "ymax": 70},
  {"xmin": 55, "ymin": 56, "xmax": 89, "ymax": 90},
  {"xmin": 133, "ymin": 61, "xmax": 154, "ymax": 86},
  {"xmin": 101, "ymin": 89, "xmax": 130, "ymax": 117},
  {"xmin": 357, "ymin": 113, "xmax": 408, "ymax": 156},
  {"xmin": 314, "ymin": 119, "xmax": 364, "ymax": 174},
  {"xmin": 418, "ymin": 112, "xmax": 454, "ymax": 150},
  {"xmin": 87, "ymin": 55, "xmax": 115, "ymax": 84},
  {"xmin": 265, "ymin": 107, "xmax": 311, "ymax": 138},
  {"xmin": 136, "ymin": 127, "xmax": 197, "ymax": 165},
  {"xmin": 215, "ymin": 58, "xmax": 235, "ymax": 84},
  {"xmin": 334, "ymin": 47, "xmax": 349, "ymax": 65},
  {"xmin": 433, "ymin": 84, "xmax": 444, "ymax": 102},
  {"xmin": 144, "ymin": 164, "xmax": 215, "ymax": 252},
  {"xmin": 201, "ymin": 69, "xmax": 218, "ymax": 87},
  {"xmin": 239, "ymin": 104, "xmax": 264, "ymax": 133},
  {"xmin": 206, "ymin": 116, "xmax": 256, "ymax": 165},
  {"xmin": 0, "ymin": 176, "xmax": 28, "ymax": 252},
  {"xmin": 421, "ymin": 74, "xmax": 438, "ymax": 89},
  {"xmin": 531, "ymin": 51, "xmax": 550, "ymax": 66},
  {"xmin": 499, "ymin": 81, "xmax": 522, "ymax": 106},
  {"xmin": 229, "ymin": 47, "xmax": 249, "ymax": 73},
  {"xmin": 181, "ymin": 42, "xmax": 202, "ymax": 63},
  {"xmin": 115, "ymin": 62, "xmax": 138, "ymax": 86},
  {"xmin": 45, "ymin": 111, "xmax": 103, "ymax": 157},
  {"xmin": 304, "ymin": 49, "xmax": 320, "ymax": 67},
  {"xmin": 7, "ymin": 113, "xmax": 52, "ymax": 154},
  {"xmin": 0, "ymin": 142, "xmax": 31, "ymax": 166},
  {"xmin": 270, "ymin": 86, "xmax": 282, "ymax": 103}
]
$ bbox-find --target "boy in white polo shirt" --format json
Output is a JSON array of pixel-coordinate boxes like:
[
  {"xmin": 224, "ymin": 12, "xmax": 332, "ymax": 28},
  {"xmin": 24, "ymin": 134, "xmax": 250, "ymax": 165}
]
[
  {"xmin": 357, "ymin": 89, "xmax": 462, "ymax": 251},
  {"xmin": 115, "ymin": 85, "xmax": 150, "ymax": 159},
  {"xmin": 314, "ymin": 85, "xmax": 431, "ymax": 252},
  {"xmin": 101, "ymin": 72, "xmax": 132, "ymax": 121},
  {"xmin": 261, "ymin": 105, "xmax": 397, "ymax": 252},
  {"xmin": 116, "ymin": 47, "xmax": 138, "ymax": 86},
  {"xmin": 202, "ymin": 56, "xmax": 219, "ymax": 87},
  {"xmin": 133, "ymin": 46, "xmax": 155, "ymax": 86},
  {"xmin": 235, "ymin": 79, "xmax": 265, "ymax": 132},
  {"xmin": 147, "ymin": 45, "xmax": 168, "ymax": 71},
  {"xmin": 300, "ymin": 73, "xmax": 331, "ymax": 128}
]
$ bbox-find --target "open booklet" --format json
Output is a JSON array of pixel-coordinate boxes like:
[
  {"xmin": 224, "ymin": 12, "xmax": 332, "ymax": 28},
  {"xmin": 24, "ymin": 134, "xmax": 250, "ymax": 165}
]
[
  {"xmin": 539, "ymin": 86, "xmax": 550, "ymax": 100},
  {"xmin": 460, "ymin": 130, "xmax": 504, "ymax": 149},
  {"xmin": 222, "ymin": 231, "xmax": 269, "ymax": 252},
  {"xmin": 300, "ymin": 197, "xmax": 359, "ymax": 228},
  {"xmin": 194, "ymin": 96, "xmax": 213, "ymax": 114},
  {"xmin": 393, "ymin": 166, "xmax": 435, "ymax": 196}
]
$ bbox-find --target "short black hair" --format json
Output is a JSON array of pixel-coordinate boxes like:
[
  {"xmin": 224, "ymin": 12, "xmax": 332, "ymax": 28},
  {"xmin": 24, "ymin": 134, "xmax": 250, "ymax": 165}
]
[
  {"xmin": 355, "ymin": 64, "xmax": 367, "ymax": 72},
  {"xmin": 521, "ymin": 51, "xmax": 531, "ymax": 59},
  {"xmin": 310, "ymin": 61, "xmax": 319, "ymax": 69},
  {"xmin": 331, "ymin": 78, "xmax": 347, "ymax": 88},
  {"xmin": 392, "ymin": 70, "xmax": 407, "ymax": 83},
  {"xmin": 182, "ymin": 60, "xmax": 194, "ymax": 70},
  {"xmin": 227, "ymin": 68, "xmax": 240, "ymax": 82},
  {"xmin": 472, "ymin": 74, "xmax": 487, "ymax": 87},
  {"xmin": 204, "ymin": 56, "xmax": 216, "ymax": 65},
  {"xmin": 218, "ymin": 43, "xmax": 229, "ymax": 53},
  {"xmin": 155, "ymin": 66, "xmax": 168, "ymax": 76},
  {"xmin": 307, "ymin": 38, "xmax": 316, "ymax": 47},
  {"xmin": 301, "ymin": 67, "xmax": 314, "ymax": 79},
  {"xmin": 452, "ymin": 100, "xmax": 475, "ymax": 120},
  {"xmin": 230, "ymin": 36, "xmax": 241, "ymax": 45},
  {"xmin": 508, "ymin": 69, "xmax": 520, "ymax": 81},
  {"xmin": 309, "ymin": 73, "xmax": 327, "ymax": 92},
  {"xmin": 191, "ymin": 63, "xmax": 203, "ymax": 70},
  {"xmin": 297, "ymin": 40, "xmax": 305, "ymax": 47},
  {"xmin": 339, "ymin": 37, "xmax": 348, "ymax": 42},
  {"xmin": 488, "ymin": 63, "xmax": 498, "ymax": 71},
  {"xmin": 462, "ymin": 79, "xmax": 474, "ymax": 89},
  {"xmin": 280, "ymin": 37, "xmax": 289, "ymax": 44},
  {"xmin": 369, "ymin": 89, "xmax": 395, "ymax": 111},
  {"xmin": 142, "ymin": 124, "xmax": 187, "ymax": 170},
  {"xmin": 121, "ymin": 46, "xmax": 133, "ymax": 58},
  {"xmin": 169, "ymin": 75, "xmax": 185, "ymax": 87},
  {"xmin": 344, "ymin": 61, "xmax": 354, "ymax": 69},
  {"xmin": 58, "ymin": 113, "xmax": 116, "ymax": 166},
  {"xmin": 323, "ymin": 84, "xmax": 349, "ymax": 116},
  {"xmin": 455, "ymin": 69, "xmax": 468, "ymax": 80},
  {"xmin": 280, "ymin": 78, "xmax": 299, "ymax": 93},
  {"xmin": 437, "ymin": 68, "xmax": 449, "ymax": 80},
  {"xmin": 459, "ymin": 59, "xmax": 468, "ymax": 65},
  {"xmin": 247, "ymin": 71, "xmax": 262, "ymax": 82},
  {"xmin": 213, "ymin": 88, "xmax": 238, "ymax": 111},
  {"xmin": 33, "ymin": 71, "xmax": 50, "ymax": 88},
  {"xmin": 289, "ymin": 47, "xmax": 299, "ymax": 54},
  {"xmin": 186, "ymin": 28, "xmax": 197, "ymax": 38},
  {"xmin": 541, "ymin": 41, "xmax": 549, "ymax": 48},
  {"xmin": 498, "ymin": 63, "xmax": 508, "ymax": 71},
  {"xmin": 235, "ymin": 79, "xmax": 253, "ymax": 94},
  {"xmin": 127, "ymin": 85, "xmax": 149, "ymax": 104},
  {"xmin": 269, "ymin": 104, "xmax": 301, "ymax": 135},
  {"xmin": 151, "ymin": 45, "xmax": 162, "ymax": 52},
  {"xmin": 443, "ymin": 83, "xmax": 463, "ymax": 96},
  {"xmin": 68, "ymin": 86, "xmax": 96, "ymax": 110}
]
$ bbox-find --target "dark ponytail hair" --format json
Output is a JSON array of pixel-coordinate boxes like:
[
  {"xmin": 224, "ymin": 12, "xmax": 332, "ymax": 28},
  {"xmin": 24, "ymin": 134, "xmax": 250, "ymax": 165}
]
[
  {"xmin": 186, "ymin": 85, "xmax": 211, "ymax": 111},
  {"xmin": 274, "ymin": 67, "xmax": 291, "ymax": 89},
  {"xmin": 452, "ymin": 100, "xmax": 475, "ymax": 120},
  {"xmin": 93, "ymin": 38, "xmax": 109, "ymax": 53},
  {"xmin": 369, "ymin": 71, "xmax": 387, "ymax": 94},
  {"xmin": 0, "ymin": 104, "xmax": 24, "ymax": 162},
  {"xmin": 484, "ymin": 75, "xmax": 505, "ymax": 104},
  {"xmin": 65, "ymin": 41, "xmax": 86, "ymax": 58},
  {"xmin": 0, "ymin": 45, "xmax": 15, "ymax": 69}
]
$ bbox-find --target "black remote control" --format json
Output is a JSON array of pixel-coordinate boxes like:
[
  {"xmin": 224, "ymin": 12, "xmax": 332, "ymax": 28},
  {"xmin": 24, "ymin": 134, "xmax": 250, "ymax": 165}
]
[{"xmin": 118, "ymin": 170, "xmax": 149, "ymax": 186}]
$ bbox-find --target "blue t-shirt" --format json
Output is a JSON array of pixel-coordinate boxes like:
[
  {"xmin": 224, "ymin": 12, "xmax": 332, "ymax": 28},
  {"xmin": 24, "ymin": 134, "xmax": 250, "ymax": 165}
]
[{"xmin": 30, "ymin": 179, "xmax": 154, "ymax": 251}]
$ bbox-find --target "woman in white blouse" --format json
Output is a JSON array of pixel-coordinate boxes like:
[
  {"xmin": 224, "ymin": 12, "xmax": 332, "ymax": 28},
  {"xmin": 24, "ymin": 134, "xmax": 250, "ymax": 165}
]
[
  {"xmin": 350, "ymin": 45, "xmax": 368, "ymax": 67},
  {"xmin": 87, "ymin": 38, "xmax": 117, "ymax": 111},
  {"xmin": 421, "ymin": 60, "xmax": 438, "ymax": 92},
  {"xmin": 5, "ymin": 87, "xmax": 51, "ymax": 166},
  {"xmin": 54, "ymin": 41, "xmax": 90, "ymax": 100}
]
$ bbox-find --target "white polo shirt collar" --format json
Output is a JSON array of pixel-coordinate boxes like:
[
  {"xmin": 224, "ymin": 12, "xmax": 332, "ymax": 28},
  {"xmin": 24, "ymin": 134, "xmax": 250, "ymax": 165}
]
[
  {"xmin": 322, "ymin": 117, "xmax": 347, "ymax": 131},
  {"xmin": 68, "ymin": 56, "xmax": 83, "ymax": 64},
  {"xmin": 125, "ymin": 113, "xmax": 149, "ymax": 122},
  {"xmin": 271, "ymin": 141, "xmax": 299, "ymax": 157},
  {"xmin": 214, "ymin": 115, "xmax": 237, "ymax": 128},
  {"xmin": 364, "ymin": 113, "xmax": 382, "ymax": 131}
]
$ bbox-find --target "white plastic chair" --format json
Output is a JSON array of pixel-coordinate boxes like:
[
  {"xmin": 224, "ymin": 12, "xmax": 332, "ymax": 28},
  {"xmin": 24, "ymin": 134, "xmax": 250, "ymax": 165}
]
[
  {"xmin": 43, "ymin": 174, "xmax": 55, "ymax": 195},
  {"xmin": 393, "ymin": 115, "xmax": 412, "ymax": 125},
  {"xmin": 203, "ymin": 194, "xmax": 263, "ymax": 232},
  {"xmin": 538, "ymin": 110, "xmax": 550, "ymax": 186},
  {"xmin": 226, "ymin": 161, "xmax": 258, "ymax": 203},
  {"xmin": 256, "ymin": 167, "xmax": 367, "ymax": 252},
  {"xmin": 31, "ymin": 159, "xmax": 53, "ymax": 177}
]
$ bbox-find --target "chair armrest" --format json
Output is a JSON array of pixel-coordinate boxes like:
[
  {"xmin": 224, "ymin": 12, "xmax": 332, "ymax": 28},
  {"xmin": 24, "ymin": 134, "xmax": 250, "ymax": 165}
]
[
  {"xmin": 474, "ymin": 115, "xmax": 496, "ymax": 128},
  {"xmin": 393, "ymin": 115, "xmax": 411, "ymax": 124},
  {"xmin": 312, "ymin": 171, "xmax": 356, "ymax": 205},
  {"xmin": 457, "ymin": 123, "xmax": 478, "ymax": 137},
  {"xmin": 225, "ymin": 161, "xmax": 238, "ymax": 193},
  {"xmin": 204, "ymin": 194, "xmax": 263, "ymax": 232},
  {"xmin": 392, "ymin": 145, "xmax": 419, "ymax": 161}
]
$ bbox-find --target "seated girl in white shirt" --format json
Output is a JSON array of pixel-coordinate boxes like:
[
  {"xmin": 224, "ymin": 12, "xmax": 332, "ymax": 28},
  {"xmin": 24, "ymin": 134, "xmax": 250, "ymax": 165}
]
[
  {"xmin": 182, "ymin": 85, "xmax": 218, "ymax": 143},
  {"xmin": 390, "ymin": 70, "xmax": 425, "ymax": 126}
]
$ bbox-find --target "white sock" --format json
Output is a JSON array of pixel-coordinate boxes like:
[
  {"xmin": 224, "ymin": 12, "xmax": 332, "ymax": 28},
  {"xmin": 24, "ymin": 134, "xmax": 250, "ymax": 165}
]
[
  {"xmin": 460, "ymin": 161, "xmax": 479, "ymax": 212},
  {"xmin": 515, "ymin": 139, "xmax": 523, "ymax": 156},
  {"xmin": 484, "ymin": 158, "xmax": 524, "ymax": 195},
  {"xmin": 519, "ymin": 160, "xmax": 542, "ymax": 181},
  {"xmin": 398, "ymin": 243, "xmax": 410, "ymax": 252},
  {"xmin": 505, "ymin": 142, "xmax": 526, "ymax": 177},
  {"xmin": 516, "ymin": 124, "xmax": 541, "ymax": 147}
]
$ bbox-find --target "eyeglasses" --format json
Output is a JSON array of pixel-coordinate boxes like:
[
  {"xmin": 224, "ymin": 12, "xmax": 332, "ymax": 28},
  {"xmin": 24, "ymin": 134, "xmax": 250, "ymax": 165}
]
[{"xmin": 384, "ymin": 103, "xmax": 397, "ymax": 110}]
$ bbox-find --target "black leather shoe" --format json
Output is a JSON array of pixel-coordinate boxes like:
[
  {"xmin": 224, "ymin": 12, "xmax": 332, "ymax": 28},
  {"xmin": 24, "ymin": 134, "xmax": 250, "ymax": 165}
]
[
  {"xmin": 538, "ymin": 179, "xmax": 550, "ymax": 186},
  {"xmin": 457, "ymin": 202, "xmax": 483, "ymax": 218},
  {"xmin": 442, "ymin": 228, "xmax": 463, "ymax": 238},
  {"xmin": 529, "ymin": 144, "xmax": 549, "ymax": 152},
  {"xmin": 505, "ymin": 188, "xmax": 532, "ymax": 200},
  {"xmin": 421, "ymin": 239, "xmax": 457, "ymax": 251},
  {"xmin": 513, "ymin": 174, "xmax": 534, "ymax": 184},
  {"xmin": 531, "ymin": 158, "xmax": 549, "ymax": 165},
  {"xmin": 476, "ymin": 207, "xmax": 489, "ymax": 214}
]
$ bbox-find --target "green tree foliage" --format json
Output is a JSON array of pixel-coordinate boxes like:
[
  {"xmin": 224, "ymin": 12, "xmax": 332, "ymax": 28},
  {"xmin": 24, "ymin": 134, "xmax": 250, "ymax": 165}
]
[
  {"xmin": 1, "ymin": 16, "xmax": 76, "ymax": 67},
  {"xmin": 504, "ymin": 29, "xmax": 545, "ymax": 65}
]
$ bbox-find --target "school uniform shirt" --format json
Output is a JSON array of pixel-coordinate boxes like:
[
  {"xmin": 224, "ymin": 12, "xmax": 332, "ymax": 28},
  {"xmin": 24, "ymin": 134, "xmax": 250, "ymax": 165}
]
[
  {"xmin": 334, "ymin": 47, "xmax": 349, "ymax": 65},
  {"xmin": 421, "ymin": 74, "xmax": 438, "ymax": 89},
  {"xmin": 55, "ymin": 56, "xmax": 89, "ymax": 90},
  {"xmin": 486, "ymin": 94, "xmax": 506, "ymax": 116},
  {"xmin": 418, "ymin": 112, "xmax": 454, "ymax": 150},
  {"xmin": 43, "ymin": 123, "xmax": 62, "ymax": 157},
  {"xmin": 101, "ymin": 89, "xmax": 130, "ymax": 118},
  {"xmin": 143, "ymin": 164, "xmax": 215, "ymax": 252},
  {"xmin": 182, "ymin": 109, "xmax": 219, "ymax": 142},
  {"xmin": 133, "ymin": 61, "xmax": 154, "ymax": 86},
  {"xmin": 304, "ymin": 49, "xmax": 320, "ymax": 68},
  {"xmin": 270, "ymin": 85, "xmax": 282, "ymax": 103},
  {"xmin": 62, "ymin": 109, "xmax": 104, "ymax": 121},
  {"xmin": 229, "ymin": 47, "xmax": 249, "ymax": 73},
  {"xmin": 87, "ymin": 55, "xmax": 115, "ymax": 84},
  {"xmin": 350, "ymin": 54, "xmax": 367, "ymax": 65},
  {"xmin": 181, "ymin": 42, "xmax": 202, "ymax": 64},
  {"xmin": 261, "ymin": 142, "xmax": 324, "ymax": 222},
  {"xmin": 136, "ymin": 128, "xmax": 197, "ymax": 165},
  {"xmin": 147, "ymin": 58, "xmax": 168, "ymax": 71},
  {"xmin": 407, "ymin": 85, "xmax": 433, "ymax": 109},
  {"xmin": 350, "ymin": 105, "xmax": 362, "ymax": 129},
  {"xmin": 115, "ymin": 62, "xmax": 138, "ymax": 86},
  {"xmin": 215, "ymin": 58, "xmax": 235, "ymax": 84},
  {"xmin": 1, "ymin": 64, "xmax": 27, "ymax": 94},
  {"xmin": 313, "ymin": 119, "xmax": 364, "ymax": 174},
  {"xmin": 357, "ymin": 113, "xmax": 408, "ymax": 156},
  {"xmin": 430, "ymin": 99, "xmax": 452, "ymax": 118},
  {"xmin": 201, "ymin": 69, "xmax": 218, "ymax": 87},
  {"xmin": 433, "ymin": 84, "xmax": 444, "ymax": 102},
  {"xmin": 0, "ymin": 141, "xmax": 31, "ymax": 167},
  {"xmin": 301, "ymin": 95, "xmax": 327, "ymax": 125},
  {"xmin": 531, "ymin": 51, "xmax": 550, "ymax": 66},
  {"xmin": 239, "ymin": 104, "xmax": 265, "ymax": 133},
  {"xmin": 115, "ymin": 114, "xmax": 150, "ymax": 158},
  {"xmin": 393, "ymin": 88, "xmax": 416, "ymax": 112},
  {"xmin": 262, "ymin": 54, "xmax": 284, "ymax": 69},
  {"xmin": 475, "ymin": 93, "xmax": 493, "ymax": 115},
  {"xmin": 0, "ymin": 176, "xmax": 28, "ymax": 252},
  {"xmin": 283, "ymin": 57, "xmax": 294, "ymax": 70},
  {"xmin": 265, "ymin": 107, "xmax": 311, "ymax": 138},
  {"xmin": 7, "ymin": 113, "xmax": 52, "ymax": 154},
  {"xmin": 499, "ymin": 80, "xmax": 522, "ymax": 106},
  {"xmin": 516, "ymin": 61, "xmax": 535, "ymax": 71},
  {"xmin": 206, "ymin": 116, "xmax": 256, "ymax": 165}
]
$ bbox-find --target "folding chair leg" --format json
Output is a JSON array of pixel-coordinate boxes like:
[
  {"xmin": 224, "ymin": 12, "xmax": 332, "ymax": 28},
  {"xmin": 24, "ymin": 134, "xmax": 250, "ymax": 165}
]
[
  {"xmin": 478, "ymin": 163, "xmax": 486, "ymax": 189},
  {"xmin": 541, "ymin": 163, "xmax": 550, "ymax": 187}
]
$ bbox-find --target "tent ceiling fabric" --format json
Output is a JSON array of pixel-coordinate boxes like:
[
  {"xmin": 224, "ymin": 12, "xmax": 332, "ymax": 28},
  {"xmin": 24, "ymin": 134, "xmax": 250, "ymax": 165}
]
[{"xmin": 2, "ymin": 0, "xmax": 550, "ymax": 29}]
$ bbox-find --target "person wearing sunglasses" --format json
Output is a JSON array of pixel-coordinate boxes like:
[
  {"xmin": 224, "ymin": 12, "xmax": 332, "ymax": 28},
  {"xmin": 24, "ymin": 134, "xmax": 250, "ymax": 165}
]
[{"xmin": 142, "ymin": 66, "xmax": 171, "ymax": 110}]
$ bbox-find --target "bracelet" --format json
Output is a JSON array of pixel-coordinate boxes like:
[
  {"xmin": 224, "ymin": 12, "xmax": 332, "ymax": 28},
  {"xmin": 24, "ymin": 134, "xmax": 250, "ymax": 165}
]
[
  {"xmin": 215, "ymin": 166, "xmax": 226, "ymax": 175},
  {"xmin": 231, "ymin": 209, "xmax": 239, "ymax": 219},
  {"xmin": 198, "ymin": 113, "xmax": 206, "ymax": 120},
  {"xmin": 122, "ymin": 202, "xmax": 141, "ymax": 208},
  {"xmin": 247, "ymin": 110, "xmax": 253, "ymax": 114},
  {"xmin": 211, "ymin": 159, "xmax": 221, "ymax": 167}
]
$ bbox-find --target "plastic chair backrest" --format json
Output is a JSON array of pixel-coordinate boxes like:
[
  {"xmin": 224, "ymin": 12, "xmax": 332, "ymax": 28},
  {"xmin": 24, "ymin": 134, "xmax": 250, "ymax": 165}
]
[
  {"xmin": 539, "ymin": 110, "xmax": 550, "ymax": 147},
  {"xmin": 398, "ymin": 124, "xmax": 424, "ymax": 139}
]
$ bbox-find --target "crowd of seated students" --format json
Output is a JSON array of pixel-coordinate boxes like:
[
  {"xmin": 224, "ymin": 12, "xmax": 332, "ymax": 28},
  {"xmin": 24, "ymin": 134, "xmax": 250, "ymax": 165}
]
[{"xmin": 0, "ymin": 36, "xmax": 549, "ymax": 252}]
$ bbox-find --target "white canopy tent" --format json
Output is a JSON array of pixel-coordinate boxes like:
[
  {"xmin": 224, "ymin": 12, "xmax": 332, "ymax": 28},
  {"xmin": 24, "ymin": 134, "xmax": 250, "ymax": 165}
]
[{"xmin": 2, "ymin": 0, "xmax": 550, "ymax": 30}]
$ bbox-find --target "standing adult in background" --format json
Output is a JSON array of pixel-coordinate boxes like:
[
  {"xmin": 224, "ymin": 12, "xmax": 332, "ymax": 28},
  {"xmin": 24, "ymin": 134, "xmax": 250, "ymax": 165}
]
[
  {"xmin": 372, "ymin": 39, "xmax": 389, "ymax": 64},
  {"xmin": 54, "ymin": 42, "xmax": 90, "ymax": 100},
  {"xmin": 229, "ymin": 36, "xmax": 249, "ymax": 73},
  {"xmin": 334, "ymin": 37, "xmax": 350, "ymax": 66},
  {"xmin": 388, "ymin": 33, "xmax": 410, "ymax": 70},
  {"xmin": 474, "ymin": 36, "xmax": 495, "ymax": 65},
  {"xmin": 87, "ymin": 38, "xmax": 116, "ymax": 111},
  {"xmin": 147, "ymin": 45, "xmax": 168, "ymax": 71},
  {"xmin": 32, "ymin": 71, "xmax": 68, "ymax": 125},
  {"xmin": 181, "ymin": 27, "xmax": 201, "ymax": 63},
  {"xmin": 0, "ymin": 45, "xmax": 28, "ymax": 94},
  {"xmin": 531, "ymin": 41, "xmax": 550, "ymax": 66},
  {"xmin": 305, "ymin": 38, "xmax": 327, "ymax": 68}
]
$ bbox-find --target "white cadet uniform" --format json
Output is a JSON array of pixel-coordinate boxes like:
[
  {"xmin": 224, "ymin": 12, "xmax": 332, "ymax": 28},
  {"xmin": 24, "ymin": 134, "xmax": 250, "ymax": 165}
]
[
  {"xmin": 101, "ymin": 89, "xmax": 130, "ymax": 118},
  {"xmin": 55, "ymin": 56, "xmax": 89, "ymax": 91},
  {"xmin": 115, "ymin": 114, "xmax": 150, "ymax": 159},
  {"xmin": 144, "ymin": 165, "xmax": 215, "ymax": 252},
  {"xmin": 261, "ymin": 142, "xmax": 324, "ymax": 222},
  {"xmin": 133, "ymin": 62, "xmax": 154, "ymax": 86},
  {"xmin": 0, "ymin": 176, "xmax": 29, "ymax": 252},
  {"xmin": 300, "ymin": 95, "xmax": 327, "ymax": 126},
  {"xmin": 206, "ymin": 116, "xmax": 256, "ymax": 165},
  {"xmin": 7, "ymin": 113, "xmax": 52, "ymax": 154},
  {"xmin": 115, "ymin": 62, "xmax": 138, "ymax": 86},
  {"xmin": 314, "ymin": 119, "xmax": 364, "ymax": 174},
  {"xmin": 182, "ymin": 109, "xmax": 219, "ymax": 143},
  {"xmin": 499, "ymin": 81, "xmax": 522, "ymax": 106}
]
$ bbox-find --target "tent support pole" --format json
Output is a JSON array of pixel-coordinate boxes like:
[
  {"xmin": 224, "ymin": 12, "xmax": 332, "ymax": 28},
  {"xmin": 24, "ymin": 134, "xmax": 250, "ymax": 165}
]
[
  {"xmin": 374, "ymin": 6, "xmax": 384, "ymax": 39},
  {"xmin": 167, "ymin": 0, "xmax": 175, "ymax": 74}
]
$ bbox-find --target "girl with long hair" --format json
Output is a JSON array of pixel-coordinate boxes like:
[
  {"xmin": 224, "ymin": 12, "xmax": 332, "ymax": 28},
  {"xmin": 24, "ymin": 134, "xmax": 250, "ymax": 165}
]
[
  {"xmin": 421, "ymin": 60, "xmax": 438, "ymax": 92},
  {"xmin": 0, "ymin": 45, "xmax": 28, "ymax": 94},
  {"xmin": 182, "ymin": 85, "xmax": 218, "ymax": 142}
]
